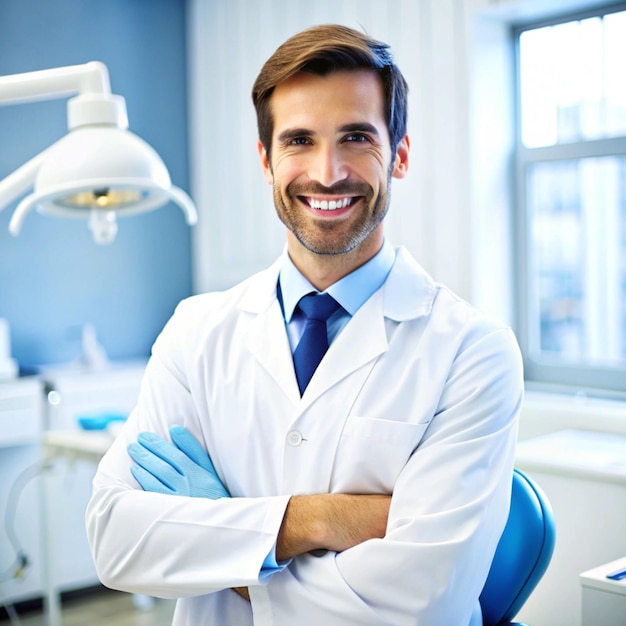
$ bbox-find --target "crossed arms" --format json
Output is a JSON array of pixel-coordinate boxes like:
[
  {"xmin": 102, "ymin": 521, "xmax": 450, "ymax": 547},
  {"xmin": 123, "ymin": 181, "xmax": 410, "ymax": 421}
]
[{"xmin": 128, "ymin": 425, "xmax": 391, "ymax": 563}]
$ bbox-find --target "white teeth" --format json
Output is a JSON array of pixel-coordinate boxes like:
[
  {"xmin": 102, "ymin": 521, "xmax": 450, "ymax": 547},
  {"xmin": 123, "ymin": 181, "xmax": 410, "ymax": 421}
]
[{"xmin": 309, "ymin": 198, "xmax": 352, "ymax": 210}]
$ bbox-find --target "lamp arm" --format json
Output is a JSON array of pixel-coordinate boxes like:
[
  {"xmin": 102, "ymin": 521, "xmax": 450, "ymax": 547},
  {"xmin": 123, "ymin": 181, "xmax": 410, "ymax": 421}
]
[
  {"xmin": 0, "ymin": 148, "xmax": 47, "ymax": 212},
  {"xmin": 0, "ymin": 61, "xmax": 111, "ymax": 107},
  {"xmin": 169, "ymin": 186, "xmax": 199, "ymax": 225}
]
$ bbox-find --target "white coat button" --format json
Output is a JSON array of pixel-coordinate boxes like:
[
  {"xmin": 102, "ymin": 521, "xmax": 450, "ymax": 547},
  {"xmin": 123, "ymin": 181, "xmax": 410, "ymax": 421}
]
[{"xmin": 287, "ymin": 430, "xmax": 303, "ymax": 446}]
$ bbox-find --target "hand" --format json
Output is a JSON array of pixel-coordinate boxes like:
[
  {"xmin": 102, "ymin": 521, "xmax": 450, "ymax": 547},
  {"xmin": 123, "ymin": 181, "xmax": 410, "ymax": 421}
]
[
  {"xmin": 232, "ymin": 586, "xmax": 250, "ymax": 601},
  {"xmin": 128, "ymin": 425, "xmax": 230, "ymax": 499}
]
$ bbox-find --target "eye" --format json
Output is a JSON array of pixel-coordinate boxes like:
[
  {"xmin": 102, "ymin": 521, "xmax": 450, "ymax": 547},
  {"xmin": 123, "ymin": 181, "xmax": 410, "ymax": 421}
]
[
  {"xmin": 288, "ymin": 136, "xmax": 311, "ymax": 146},
  {"xmin": 344, "ymin": 133, "xmax": 370, "ymax": 143}
]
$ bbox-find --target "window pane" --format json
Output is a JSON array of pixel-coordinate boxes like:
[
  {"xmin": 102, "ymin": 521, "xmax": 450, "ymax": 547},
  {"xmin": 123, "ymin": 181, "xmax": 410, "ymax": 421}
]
[
  {"xmin": 605, "ymin": 11, "xmax": 626, "ymax": 135},
  {"xmin": 520, "ymin": 10, "xmax": 626, "ymax": 148},
  {"xmin": 527, "ymin": 157, "xmax": 626, "ymax": 366}
]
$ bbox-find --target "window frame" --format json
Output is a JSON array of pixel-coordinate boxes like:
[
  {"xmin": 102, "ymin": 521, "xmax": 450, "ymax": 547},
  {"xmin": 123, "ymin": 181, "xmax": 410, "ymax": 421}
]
[{"xmin": 512, "ymin": 2, "xmax": 626, "ymax": 397}]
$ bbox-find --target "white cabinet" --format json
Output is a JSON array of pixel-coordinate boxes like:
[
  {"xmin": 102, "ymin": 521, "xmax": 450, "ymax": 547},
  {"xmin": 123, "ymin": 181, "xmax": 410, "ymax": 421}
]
[
  {"xmin": 42, "ymin": 362, "xmax": 146, "ymax": 431},
  {"xmin": 581, "ymin": 557, "xmax": 626, "ymax": 626},
  {"xmin": 0, "ymin": 377, "xmax": 43, "ymax": 447}
]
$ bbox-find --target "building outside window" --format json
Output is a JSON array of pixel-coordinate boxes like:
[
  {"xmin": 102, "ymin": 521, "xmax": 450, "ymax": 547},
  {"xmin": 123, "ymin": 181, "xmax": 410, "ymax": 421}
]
[{"xmin": 515, "ymin": 3, "xmax": 626, "ymax": 394}]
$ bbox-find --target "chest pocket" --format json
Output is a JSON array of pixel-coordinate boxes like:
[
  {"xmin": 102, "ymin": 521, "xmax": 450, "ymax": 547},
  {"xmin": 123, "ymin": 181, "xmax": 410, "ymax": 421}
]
[{"xmin": 330, "ymin": 417, "xmax": 429, "ymax": 493}]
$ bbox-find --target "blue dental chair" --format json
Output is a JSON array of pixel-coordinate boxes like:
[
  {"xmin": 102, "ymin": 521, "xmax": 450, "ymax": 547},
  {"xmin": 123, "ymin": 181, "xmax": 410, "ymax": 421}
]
[{"xmin": 479, "ymin": 469, "xmax": 556, "ymax": 626}]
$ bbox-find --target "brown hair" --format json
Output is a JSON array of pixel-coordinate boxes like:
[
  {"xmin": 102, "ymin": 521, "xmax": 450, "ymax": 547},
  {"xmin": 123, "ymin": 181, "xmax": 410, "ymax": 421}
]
[{"xmin": 252, "ymin": 24, "xmax": 408, "ymax": 161}]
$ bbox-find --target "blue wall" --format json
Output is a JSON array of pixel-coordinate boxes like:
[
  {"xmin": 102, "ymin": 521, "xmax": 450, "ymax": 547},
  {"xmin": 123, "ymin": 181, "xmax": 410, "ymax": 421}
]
[{"xmin": 0, "ymin": 0, "xmax": 192, "ymax": 370}]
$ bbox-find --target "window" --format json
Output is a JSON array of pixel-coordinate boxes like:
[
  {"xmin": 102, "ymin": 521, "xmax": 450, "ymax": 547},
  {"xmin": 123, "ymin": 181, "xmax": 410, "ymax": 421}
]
[{"xmin": 515, "ymin": 4, "xmax": 626, "ymax": 394}]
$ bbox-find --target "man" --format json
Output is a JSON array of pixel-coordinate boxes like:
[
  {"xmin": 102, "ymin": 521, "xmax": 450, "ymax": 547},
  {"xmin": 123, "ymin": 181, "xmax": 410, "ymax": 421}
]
[{"xmin": 86, "ymin": 24, "xmax": 523, "ymax": 625}]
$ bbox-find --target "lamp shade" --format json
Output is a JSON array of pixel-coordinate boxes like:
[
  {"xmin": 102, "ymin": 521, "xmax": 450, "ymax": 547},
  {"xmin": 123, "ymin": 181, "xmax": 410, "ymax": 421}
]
[{"xmin": 9, "ymin": 124, "xmax": 197, "ymax": 243}]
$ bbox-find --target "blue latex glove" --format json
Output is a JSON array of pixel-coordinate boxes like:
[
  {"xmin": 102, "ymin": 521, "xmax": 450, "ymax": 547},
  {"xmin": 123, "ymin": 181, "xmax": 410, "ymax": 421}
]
[{"xmin": 128, "ymin": 425, "xmax": 230, "ymax": 499}]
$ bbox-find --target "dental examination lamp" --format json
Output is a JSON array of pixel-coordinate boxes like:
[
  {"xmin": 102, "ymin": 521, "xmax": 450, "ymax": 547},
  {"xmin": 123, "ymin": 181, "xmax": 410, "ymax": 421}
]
[{"xmin": 0, "ymin": 61, "xmax": 197, "ymax": 244}]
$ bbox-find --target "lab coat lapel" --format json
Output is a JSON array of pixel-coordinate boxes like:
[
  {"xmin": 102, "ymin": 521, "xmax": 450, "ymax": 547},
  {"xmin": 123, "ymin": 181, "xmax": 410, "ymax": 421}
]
[
  {"xmin": 299, "ymin": 246, "xmax": 437, "ymax": 405},
  {"xmin": 240, "ymin": 261, "xmax": 300, "ymax": 401},
  {"xmin": 301, "ymin": 289, "xmax": 388, "ymax": 403},
  {"xmin": 248, "ymin": 300, "xmax": 299, "ymax": 398}
]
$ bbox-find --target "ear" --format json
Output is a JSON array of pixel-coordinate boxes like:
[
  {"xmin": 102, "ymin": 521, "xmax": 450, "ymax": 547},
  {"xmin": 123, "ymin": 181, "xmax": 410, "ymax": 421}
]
[
  {"xmin": 257, "ymin": 140, "xmax": 274, "ymax": 185},
  {"xmin": 391, "ymin": 134, "xmax": 410, "ymax": 180}
]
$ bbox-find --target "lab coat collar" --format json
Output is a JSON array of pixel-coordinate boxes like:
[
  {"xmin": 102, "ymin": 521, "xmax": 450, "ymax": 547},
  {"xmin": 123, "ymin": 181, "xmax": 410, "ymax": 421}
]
[
  {"xmin": 240, "ymin": 246, "xmax": 438, "ymax": 403},
  {"xmin": 239, "ymin": 245, "xmax": 437, "ymax": 321},
  {"xmin": 239, "ymin": 256, "xmax": 300, "ymax": 399},
  {"xmin": 301, "ymin": 248, "xmax": 438, "ymax": 404},
  {"xmin": 381, "ymin": 246, "xmax": 437, "ymax": 321}
]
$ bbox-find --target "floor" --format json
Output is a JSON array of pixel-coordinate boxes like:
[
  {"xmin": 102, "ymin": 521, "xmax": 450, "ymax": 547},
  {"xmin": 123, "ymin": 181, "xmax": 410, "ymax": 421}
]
[{"xmin": 0, "ymin": 589, "xmax": 176, "ymax": 626}]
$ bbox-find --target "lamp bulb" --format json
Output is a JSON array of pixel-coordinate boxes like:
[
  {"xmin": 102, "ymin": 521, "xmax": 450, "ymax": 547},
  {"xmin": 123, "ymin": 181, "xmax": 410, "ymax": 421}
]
[{"xmin": 88, "ymin": 209, "xmax": 118, "ymax": 244}]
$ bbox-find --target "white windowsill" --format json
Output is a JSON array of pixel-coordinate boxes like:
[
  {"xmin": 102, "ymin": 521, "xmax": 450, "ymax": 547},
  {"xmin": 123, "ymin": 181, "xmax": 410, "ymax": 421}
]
[{"xmin": 519, "ymin": 388, "xmax": 626, "ymax": 441}]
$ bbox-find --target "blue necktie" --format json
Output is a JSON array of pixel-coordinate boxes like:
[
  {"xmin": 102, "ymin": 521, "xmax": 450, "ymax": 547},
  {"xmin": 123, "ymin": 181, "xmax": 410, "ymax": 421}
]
[{"xmin": 293, "ymin": 293, "xmax": 341, "ymax": 395}]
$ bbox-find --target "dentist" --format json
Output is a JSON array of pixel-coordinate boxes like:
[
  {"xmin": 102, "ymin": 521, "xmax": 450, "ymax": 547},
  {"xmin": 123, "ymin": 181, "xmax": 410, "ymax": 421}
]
[{"xmin": 86, "ymin": 24, "xmax": 523, "ymax": 626}]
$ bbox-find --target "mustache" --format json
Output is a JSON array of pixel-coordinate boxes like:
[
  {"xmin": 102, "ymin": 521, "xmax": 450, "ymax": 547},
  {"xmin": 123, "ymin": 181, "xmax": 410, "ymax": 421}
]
[{"xmin": 287, "ymin": 180, "xmax": 372, "ymax": 197}]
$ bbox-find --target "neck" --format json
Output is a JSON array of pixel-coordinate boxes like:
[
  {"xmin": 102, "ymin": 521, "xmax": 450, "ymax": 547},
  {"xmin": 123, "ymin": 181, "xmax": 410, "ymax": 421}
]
[{"xmin": 286, "ymin": 230, "xmax": 383, "ymax": 291}]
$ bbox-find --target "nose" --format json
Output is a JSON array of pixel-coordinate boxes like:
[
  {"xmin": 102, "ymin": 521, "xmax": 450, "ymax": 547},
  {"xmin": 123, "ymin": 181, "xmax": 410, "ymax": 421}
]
[{"xmin": 310, "ymin": 144, "xmax": 349, "ymax": 188}]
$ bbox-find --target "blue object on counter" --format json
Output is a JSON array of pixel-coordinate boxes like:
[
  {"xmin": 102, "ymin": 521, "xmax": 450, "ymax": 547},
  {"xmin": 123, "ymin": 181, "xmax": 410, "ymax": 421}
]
[
  {"xmin": 607, "ymin": 568, "xmax": 626, "ymax": 581},
  {"xmin": 78, "ymin": 413, "xmax": 127, "ymax": 431}
]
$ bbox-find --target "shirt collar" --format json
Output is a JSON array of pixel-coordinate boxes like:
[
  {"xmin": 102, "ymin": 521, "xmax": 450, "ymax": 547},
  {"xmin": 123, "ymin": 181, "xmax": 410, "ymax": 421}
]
[{"xmin": 279, "ymin": 239, "xmax": 396, "ymax": 321}]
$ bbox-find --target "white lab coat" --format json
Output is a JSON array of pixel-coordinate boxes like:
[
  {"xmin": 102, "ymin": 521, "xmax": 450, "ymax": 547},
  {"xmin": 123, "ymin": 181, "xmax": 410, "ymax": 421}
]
[{"xmin": 86, "ymin": 246, "xmax": 523, "ymax": 626}]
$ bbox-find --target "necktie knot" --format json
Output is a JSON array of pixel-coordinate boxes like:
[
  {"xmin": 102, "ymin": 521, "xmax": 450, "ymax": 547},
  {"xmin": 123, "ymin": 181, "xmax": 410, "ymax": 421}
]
[{"xmin": 297, "ymin": 292, "xmax": 340, "ymax": 322}]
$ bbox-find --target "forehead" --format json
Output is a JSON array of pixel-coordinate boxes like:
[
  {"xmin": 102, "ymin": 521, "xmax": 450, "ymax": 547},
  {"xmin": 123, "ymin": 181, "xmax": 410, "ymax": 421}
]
[{"xmin": 269, "ymin": 69, "xmax": 387, "ymax": 134}]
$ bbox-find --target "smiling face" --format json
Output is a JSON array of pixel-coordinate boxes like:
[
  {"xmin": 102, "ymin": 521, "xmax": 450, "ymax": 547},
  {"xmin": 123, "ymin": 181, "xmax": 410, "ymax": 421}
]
[{"xmin": 258, "ymin": 69, "xmax": 409, "ymax": 280}]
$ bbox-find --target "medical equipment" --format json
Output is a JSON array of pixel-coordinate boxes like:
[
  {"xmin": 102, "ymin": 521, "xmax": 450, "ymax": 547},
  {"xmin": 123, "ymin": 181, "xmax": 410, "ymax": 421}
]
[
  {"xmin": 0, "ymin": 410, "xmax": 126, "ymax": 624},
  {"xmin": 0, "ymin": 62, "xmax": 197, "ymax": 243},
  {"xmin": 0, "ymin": 461, "xmax": 40, "ymax": 585}
]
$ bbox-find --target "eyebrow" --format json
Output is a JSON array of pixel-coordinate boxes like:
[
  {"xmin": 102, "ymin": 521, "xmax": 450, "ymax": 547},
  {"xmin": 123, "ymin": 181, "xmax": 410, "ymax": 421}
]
[
  {"xmin": 339, "ymin": 123, "xmax": 380, "ymax": 137},
  {"xmin": 276, "ymin": 123, "xmax": 381, "ymax": 144}
]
